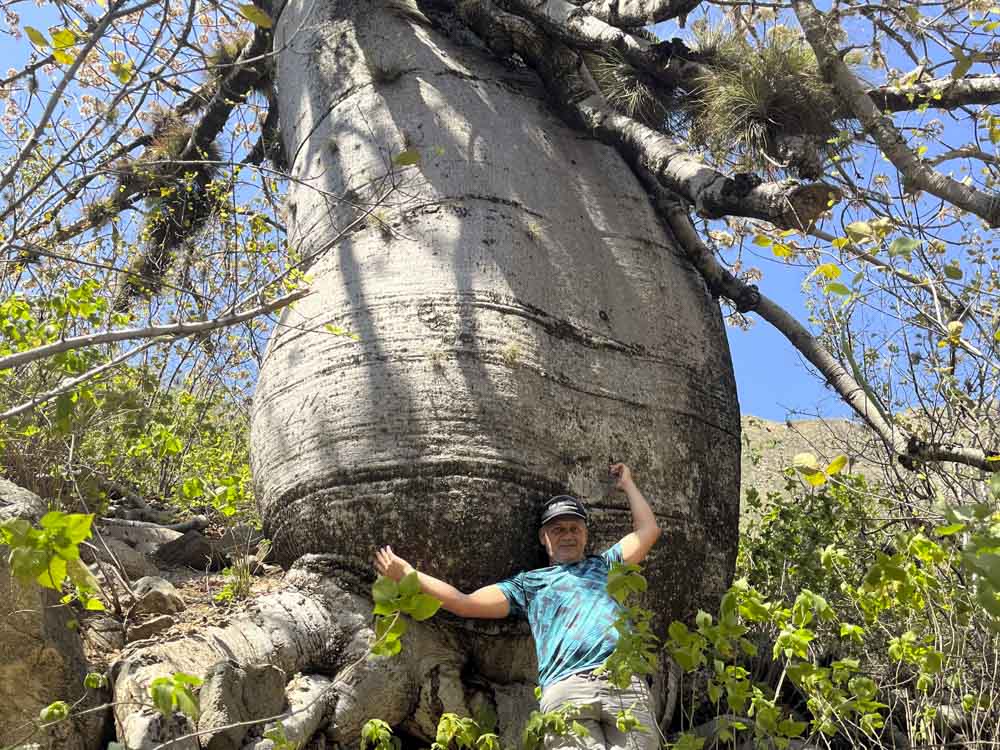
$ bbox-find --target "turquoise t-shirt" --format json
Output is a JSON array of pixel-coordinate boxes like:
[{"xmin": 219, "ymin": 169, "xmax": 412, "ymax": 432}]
[{"xmin": 496, "ymin": 544, "xmax": 624, "ymax": 688}]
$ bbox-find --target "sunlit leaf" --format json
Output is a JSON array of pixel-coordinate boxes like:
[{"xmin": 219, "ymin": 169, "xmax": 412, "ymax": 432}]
[{"xmin": 238, "ymin": 4, "xmax": 273, "ymax": 27}]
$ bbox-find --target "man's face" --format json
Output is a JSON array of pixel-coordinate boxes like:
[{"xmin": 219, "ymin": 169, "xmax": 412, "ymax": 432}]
[{"xmin": 539, "ymin": 516, "xmax": 588, "ymax": 564}]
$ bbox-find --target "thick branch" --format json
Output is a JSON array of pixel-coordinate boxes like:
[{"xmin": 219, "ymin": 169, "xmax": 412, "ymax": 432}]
[
  {"xmin": 458, "ymin": 2, "xmax": 837, "ymax": 228},
  {"xmin": 869, "ymin": 74, "xmax": 1000, "ymax": 113},
  {"xmin": 578, "ymin": 0, "xmax": 703, "ymax": 27},
  {"xmin": 499, "ymin": 0, "xmax": 708, "ymax": 88},
  {"xmin": 646, "ymin": 182, "xmax": 1000, "ymax": 473},
  {"xmin": 0, "ymin": 288, "xmax": 309, "ymax": 372},
  {"xmin": 793, "ymin": 0, "xmax": 1000, "ymax": 228}
]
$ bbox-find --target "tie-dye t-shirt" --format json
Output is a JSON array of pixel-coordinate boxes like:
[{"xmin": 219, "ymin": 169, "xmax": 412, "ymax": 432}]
[{"xmin": 496, "ymin": 544, "xmax": 624, "ymax": 688}]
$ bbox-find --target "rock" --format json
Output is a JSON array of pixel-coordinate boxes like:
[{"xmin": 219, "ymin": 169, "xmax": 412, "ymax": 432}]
[
  {"xmin": 154, "ymin": 529, "xmax": 224, "ymax": 570},
  {"xmin": 100, "ymin": 523, "xmax": 182, "ymax": 554},
  {"xmin": 127, "ymin": 615, "xmax": 176, "ymax": 642},
  {"xmin": 197, "ymin": 661, "xmax": 287, "ymax": 750},
  {"xmin": 0, "ymin": 478, "xmax": 106, "ymax": 750},
  {"xmin": 82, "ymin": 616, "xmax": 125, "ymax": 652},
  {"xmin": 81, "ymin": 536, "xmax": 159, "ymax": 581},
  {"xmin": 132, "ymin": 576, "xmax": 186, "ymax": 615}
]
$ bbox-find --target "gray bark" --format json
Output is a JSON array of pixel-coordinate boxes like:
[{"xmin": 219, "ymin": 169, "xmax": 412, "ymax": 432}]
[{"xmin": 252, "ymin": 0, "xmax": 740, "ymax": 633}]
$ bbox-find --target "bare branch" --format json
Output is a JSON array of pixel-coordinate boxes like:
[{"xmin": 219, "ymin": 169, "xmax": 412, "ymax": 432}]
[
  {"xmin": 0, "ymin": 340, "xmax": 161, "ymax": 421},
  {"xmin": 869, "ymin": 74, "xmax": 1000, "ymax": 113},
  {"xmin": 645, "ymin": 183, "xmax": 1000, "ymax": 473},
  {"xmin": 793, "ymin": 0, "xmax": 1000, "ymax": 228},
  {"xmin": 0, "ymin": 288, "xmax": 310, "ymax": 373}
]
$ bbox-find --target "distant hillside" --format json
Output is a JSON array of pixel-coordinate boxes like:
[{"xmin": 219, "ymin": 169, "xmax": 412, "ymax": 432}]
[{"xmin": 739, "ymin": 415, "xmax": 887, "ymax": 505}]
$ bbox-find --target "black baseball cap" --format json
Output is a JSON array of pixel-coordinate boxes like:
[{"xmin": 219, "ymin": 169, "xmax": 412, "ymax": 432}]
[{"xmin": 541, "ymin": 495, "xmax": 588, "ymax": 526}]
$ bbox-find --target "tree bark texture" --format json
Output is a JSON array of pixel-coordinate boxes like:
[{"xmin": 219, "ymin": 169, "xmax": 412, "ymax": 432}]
[{"xmin": 251, "ymin": 0, "xmax": 740, "ymax": 630}]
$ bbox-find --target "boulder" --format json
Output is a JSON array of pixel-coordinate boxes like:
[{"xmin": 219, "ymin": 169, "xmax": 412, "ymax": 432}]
[
  {"xmin": 197, "ymin": 661, "xmax": 287, "ymax": 750},
  {"xmin": 132, "ymin": 576, "xmax": 186, "ymax": 615},
  {"xmin": 153, "ymin": 529, "xmax": 224, "ymax": 570},
  {"xmin": 81, "ymin": 536, "xmax": 159, "ymax": 581},
  {"xmin": 0, "ymin": 478, "xmax": 106, "ymax": 750},
  {"xmin": 99, "ymin": 524, "xmax": 182, "ymax": 554},
  {"xmin": 126, "ymin": 615, "xmax": 176, "ymax": 642}
]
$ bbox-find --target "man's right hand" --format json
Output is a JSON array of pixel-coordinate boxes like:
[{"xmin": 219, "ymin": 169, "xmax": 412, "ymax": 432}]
[{"xmin": 374, "ymin": 545, "xmax": 415, "ymax": 582}]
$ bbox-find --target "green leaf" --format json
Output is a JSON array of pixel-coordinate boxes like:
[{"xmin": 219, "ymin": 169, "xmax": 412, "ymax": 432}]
[
  {"xmin": 174, "ymin": 685, "xmax": 200, "ymax": 720},
  {"xmin": 25, "ymin": 26, "xmax": 49, "ymax": 47},
  {"xmin": 84, "ymin": 672, "xmax": 107, "ymax": 689},
  {"xmin": 752, "ymin": 234, "xmax": 772, "ymax": 248},
  {"xmin": 825, "ymin": 455, "xmax": 848, "ymax": 475},
  {"xmin": 39, "ymin": 700, "xmax": 70, "ymax": 723},
  {"xmin": 37, "ymin": 556, "xmax": 67, "ymax": 589},
  {"xmin": 172, "ymin": 672, "xmax": 203, "ymax": 687},
  {"xmin": 845, "ymin": 221, "xmax": 873, "ymax": 242},
  {"xmin": 150, "ymin": 681, "xmax": 175, "ymax": 716},
  {"xmin": 51, "ymin": 28, "xmax": 77, "ymax": 49},
  {"xmin": 372, "ymin": 575, "xmax": 399, "ymax": 605},
  {"xmin": 110, "ymin": 60, "xmax": 134, "ymax": 83},
  {"xmin": 393, "ymin": 148, "xmax": 421, "ymax": 167},
  {"xmin": 406, "ymin": 593, "xmax": 443, "ymax": 621},
  {"xmin": 238, "ymin": 3, "xmax": 273, "ymax": 27},
  {"xmin": 824, "ymin": 283, "xmax": 851, "ymax": 296},
  {"xmin": 52, "ymin": 48, "xmax": 75, "ymax": 65},
  {"xmin": 944, "ymin": 263, "xmax": 963, "ymax": 280},
  {"xmin": 398, "ymin": 571, "xmax": 421, "ymax": 598},
  {"xmin": 888, "ymin": 237, "xmax": 920, "ymax": 258},
  {"xmin": 951, "ymin": 46, "xmax": 973, "ymax": 79},
  {"xmin": 935, "ymin": 522, "xmax": 967, "ymax": 536}
]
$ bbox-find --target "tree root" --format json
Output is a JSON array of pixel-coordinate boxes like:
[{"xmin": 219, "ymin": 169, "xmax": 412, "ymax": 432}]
[{"xmin": 110, "ymin": 555, "xmax": 538, "ymax": 749}]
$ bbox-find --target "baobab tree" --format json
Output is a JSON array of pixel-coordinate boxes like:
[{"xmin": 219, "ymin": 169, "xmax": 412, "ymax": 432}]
[{"xmin": 0, "ymin": 0, "xmax": 998, "ymax": 745}]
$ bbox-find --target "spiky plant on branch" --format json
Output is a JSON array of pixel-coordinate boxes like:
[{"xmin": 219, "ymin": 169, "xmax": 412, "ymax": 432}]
[{"xmin": 683, "ymin": 25, "xmax": 845, "ymax": 177}]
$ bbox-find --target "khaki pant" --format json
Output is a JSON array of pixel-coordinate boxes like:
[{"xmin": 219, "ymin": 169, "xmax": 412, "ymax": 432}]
[{"xmin": 539, "ymin": 672, "xmax": 659, "ymax": 750}]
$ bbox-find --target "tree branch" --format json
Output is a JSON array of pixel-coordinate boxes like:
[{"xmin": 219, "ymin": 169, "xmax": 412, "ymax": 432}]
[
  {"xmin": 458, "ymin": 1, "xmax": 838, "ymax": 228},
  {"xmin": 643, "ymin": 180, "xmax": 1000, "ymax": 473},
  {"xmin": 0, "ymin": 288, "xmax": 309, "ymax": 372},
  {"xmin": 868, "ymin": 74, "xmax": 1000, "ymax": 113},
  {"xmin": 578, "ymin": 0, "xmax": 703, "ymax": 27},
  {"xmin": 1, "ymin": 340, "xmax": 162, "ymax": 421},
  {"xmin": 793, "ymin": 0, "xmax": 1000, "ymax": 228}
]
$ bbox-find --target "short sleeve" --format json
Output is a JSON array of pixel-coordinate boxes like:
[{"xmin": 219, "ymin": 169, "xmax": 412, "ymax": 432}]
[
  {"xmin": 600, "ymin": 543, "xmax": 624, "ymax": 568},
  {"xmin": 495, "ymin": 573, "xmax": 528, "ymax": 618}
]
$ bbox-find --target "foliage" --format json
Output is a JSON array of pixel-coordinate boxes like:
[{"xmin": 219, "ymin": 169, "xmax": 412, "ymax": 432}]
[
  {"xmin": 370, "ymin": 572, "xmax": 443, "ymax": 657},
  {"xmin": 0, "ymin": 510, "xmax": 104, "ymax": 609},
  {"xmin": 597, "ymin": 562, "xmax": 659, "ymax": 688},
  {"xmin": 149, "ymin": 672, "xmax": 203, "ymax": 721},
  {"xmin": 214, "ymin": 538, "xmax": 271, "ymax": 604}
]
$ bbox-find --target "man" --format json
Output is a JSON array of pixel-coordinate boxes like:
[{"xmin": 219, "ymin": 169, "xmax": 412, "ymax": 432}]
[{"xmin": 374, "ymin": 462, "xmax": 662, "ymax": 750}]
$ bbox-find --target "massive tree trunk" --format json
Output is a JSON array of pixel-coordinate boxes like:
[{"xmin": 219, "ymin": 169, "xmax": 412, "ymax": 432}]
[{"xmin": 245, "ymin": 0, "xmax": 740, "ymax": 741}]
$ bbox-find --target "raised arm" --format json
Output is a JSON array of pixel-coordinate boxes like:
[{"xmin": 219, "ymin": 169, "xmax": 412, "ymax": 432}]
[
  {"xmin": 610, "ymin": 463, "xmax": 662, "ymax": 564},
  {"xmin": 374, "ymin": 546, "xmax": 510, "ymax": 619}
]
